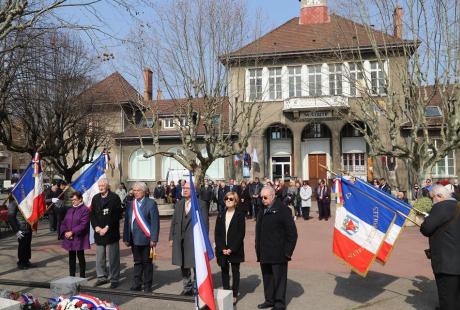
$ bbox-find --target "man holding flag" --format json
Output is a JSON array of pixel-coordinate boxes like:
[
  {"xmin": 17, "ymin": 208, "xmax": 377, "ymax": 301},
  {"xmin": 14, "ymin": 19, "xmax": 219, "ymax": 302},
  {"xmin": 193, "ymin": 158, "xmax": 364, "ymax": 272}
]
[
  {"xmin": 169, "ymin": 181, "xmax": 209, "ymax": 298},
  {"xmin": 7, "ymin": 152, "xmax": 47, "ymax": 270}
]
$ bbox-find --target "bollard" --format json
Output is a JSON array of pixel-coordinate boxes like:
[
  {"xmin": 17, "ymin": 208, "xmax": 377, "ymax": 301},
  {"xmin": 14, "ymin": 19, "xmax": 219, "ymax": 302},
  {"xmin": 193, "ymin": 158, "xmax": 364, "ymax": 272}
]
[
  {"xmin": 214, "ymin": 289, "xmax": 233, "ymax": 310},
  {"xmin": 0, "ymin": 297, "xmax": 20, "ymax": 310},
  {"xmin": 50, "ymin": 277, "xmax": 88, "ymax": 296}
]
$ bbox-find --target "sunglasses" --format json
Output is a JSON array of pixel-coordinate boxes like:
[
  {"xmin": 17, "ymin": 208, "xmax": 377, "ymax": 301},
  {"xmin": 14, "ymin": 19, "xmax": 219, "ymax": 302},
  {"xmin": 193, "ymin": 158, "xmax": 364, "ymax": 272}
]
[
  {"xmin": 224, "ymin": 197, "xmax": 234, "ymax": 202},
  {"xmin": 262, "ymin": 196, "xmax": 270, "ymax": 200}
]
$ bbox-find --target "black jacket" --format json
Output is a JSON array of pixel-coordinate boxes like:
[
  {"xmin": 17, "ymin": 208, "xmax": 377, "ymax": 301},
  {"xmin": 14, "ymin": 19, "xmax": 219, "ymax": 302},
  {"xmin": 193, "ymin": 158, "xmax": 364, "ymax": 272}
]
[
  {"xmin": 153, "ymin": 186, "xmax": 165, "ymax": 199},
  {"xmin": 237, "ymin": 186, "xmax": 251, "ymax": 213},
  {"xmin": 90, "ymin": 191, "xmax": 122, "ymax": 245},
  {"xmin": 421, "ymin": 199, "xmax": 460, "ymax": 275},
  {"xmin": 215, "ymin": 208, "xmax": 246, "ymax": 265},
  {"xmin": 255, "ymin": 198, "xmax": 297, "ymax": 264},
  {"xmin": 199, "ymin": 185, "xmax": 214, "ymax": 203}
]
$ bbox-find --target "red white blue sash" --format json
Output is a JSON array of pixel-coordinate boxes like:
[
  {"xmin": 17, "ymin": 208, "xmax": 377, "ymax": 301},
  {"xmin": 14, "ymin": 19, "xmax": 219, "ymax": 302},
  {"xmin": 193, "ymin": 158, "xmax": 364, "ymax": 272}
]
[{"xmin": 132, "ymin": 200, "xmax": 151, "ymax": 238}]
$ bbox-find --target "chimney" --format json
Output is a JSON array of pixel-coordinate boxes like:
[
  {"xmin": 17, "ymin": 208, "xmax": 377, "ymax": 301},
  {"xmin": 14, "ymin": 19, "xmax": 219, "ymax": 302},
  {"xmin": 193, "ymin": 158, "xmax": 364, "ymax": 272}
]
[
  {"xmin": 156, "ymin": 88, "xmax": 162, "ymax": 101},
  {"xmin": 143, "ymin": 68, "xmax": 153, "ymax": 101},
  {"xmin": 393, "ymin": 7, "xmax": 403, "ymax": 39},
  {"xmin": 299, "ymin": 0, "xmax": 330, "ymax": 25}
]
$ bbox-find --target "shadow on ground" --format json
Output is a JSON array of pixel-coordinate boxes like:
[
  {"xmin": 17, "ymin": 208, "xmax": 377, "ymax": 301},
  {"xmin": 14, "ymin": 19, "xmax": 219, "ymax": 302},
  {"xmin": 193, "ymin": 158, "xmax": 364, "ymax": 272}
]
[{"xmin": 333, "ymin": 271, "xmax": 437, "ymax": 309}]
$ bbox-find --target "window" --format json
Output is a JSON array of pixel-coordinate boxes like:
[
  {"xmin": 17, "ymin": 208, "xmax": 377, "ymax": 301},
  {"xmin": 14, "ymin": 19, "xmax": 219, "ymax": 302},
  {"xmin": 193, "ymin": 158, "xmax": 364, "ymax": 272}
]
[
  {"xmin": 145, "ymin": 118, "xmax": 154, "ymax": 128},
  {"xmin": 370, "ymin": 61, "xmax": 386, "ymax": 95},
  {"xmin": 129, "ymin": 148, "xmax": 155, "ymax": 180},
  {"xmin": 212, "ymin": 115, "xmax": 220, "ymax": 125},
  {"xmin": 268, "ymin": 125, "xmax": 292, "ymax": 140},
  {"xmin": 249, "ymin": 68, "xmax": 263, "ymax": 100},
  {"xmin": 161, "ymin": 147, "xmax": 186, "ymax": 180},
  {"xmin": 163, "ymin": 118, "xmax": 174, "ymax": 129},
  {"xmin": 180, "ymin": 118, "xmax": 188, "ymax": 127},
  {"xmin": 342, "ymin": 153, "xmax": 366, "ymax": 173},
  {"xmin": 431, "ymin": 140, "xmax": 456, "ymax": 177},
  {"xmin": 268, "ymin": 67, "xmax": 282, "ymax": 100},
  {"xmin": 302, "ymin": 123, "xmax": 332, "ymax": 140},
  {"xmin": 425, "ymin": 106, "xmax": 442, "ymax": 117},
  {"xmin": 288, "ymin": 66, "xmax": 302, "ymax": 97},
  {"xmin": 307, "ymin": 64, "xmax": 322, "ymax": 96},
  {"xmin": 348, "ymin": 63, "xmax": 364, "ymax": 97},
  {"xmin": 329, "ymin": 64, "xmax": 343, "ymax": 96},
  {"xmin": 271, "ymin": 156, "xmax": 291, "ymax": 179}
]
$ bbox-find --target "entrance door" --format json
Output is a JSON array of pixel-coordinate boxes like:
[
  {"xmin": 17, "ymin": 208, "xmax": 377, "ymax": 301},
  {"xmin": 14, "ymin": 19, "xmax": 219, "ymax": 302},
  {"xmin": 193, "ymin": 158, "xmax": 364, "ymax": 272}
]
[
  {"xmin": 271, "ymin": 156, "xmax": 291, "ymax": 180},
  {"xmin": 308, "ymin": 154, "xmax": 327, "ymax": 188}
]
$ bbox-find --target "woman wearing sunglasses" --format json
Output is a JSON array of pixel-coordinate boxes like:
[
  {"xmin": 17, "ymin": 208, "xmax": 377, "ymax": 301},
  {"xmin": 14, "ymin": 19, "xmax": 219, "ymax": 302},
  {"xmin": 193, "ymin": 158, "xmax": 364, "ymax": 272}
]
[{"xmin": 214, "ymin": 191, "xmax": 246, "ymax": 305}]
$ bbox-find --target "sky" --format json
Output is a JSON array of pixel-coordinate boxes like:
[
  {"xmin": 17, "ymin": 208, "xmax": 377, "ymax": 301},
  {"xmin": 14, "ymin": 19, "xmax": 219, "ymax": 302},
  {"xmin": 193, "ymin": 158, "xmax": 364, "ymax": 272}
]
[{"xmin": 54, "ymin": 0, "xmax": 340, "ymax": 90}]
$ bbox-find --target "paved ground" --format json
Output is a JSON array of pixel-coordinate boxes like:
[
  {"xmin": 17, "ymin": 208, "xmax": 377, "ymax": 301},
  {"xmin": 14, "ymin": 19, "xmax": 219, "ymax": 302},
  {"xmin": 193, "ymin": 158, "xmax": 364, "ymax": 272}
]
[{"xmin": 0, "ymin": 203, "xmax": 438, "ymax": 309}]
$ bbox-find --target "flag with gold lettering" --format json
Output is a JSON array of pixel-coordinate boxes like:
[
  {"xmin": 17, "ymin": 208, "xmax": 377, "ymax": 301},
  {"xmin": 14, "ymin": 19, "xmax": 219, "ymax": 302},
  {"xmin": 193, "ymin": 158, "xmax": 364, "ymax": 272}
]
[{"xmin": 333, "ymin": 177, "xmax": 396, "ymax": 276}]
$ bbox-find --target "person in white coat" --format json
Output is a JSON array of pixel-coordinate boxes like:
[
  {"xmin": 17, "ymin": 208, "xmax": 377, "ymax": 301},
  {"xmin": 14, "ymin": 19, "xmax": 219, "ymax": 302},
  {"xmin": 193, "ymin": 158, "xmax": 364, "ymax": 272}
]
[{"xmin": 299, "ymin": 180, "xmax": 312, "ymax": 220}]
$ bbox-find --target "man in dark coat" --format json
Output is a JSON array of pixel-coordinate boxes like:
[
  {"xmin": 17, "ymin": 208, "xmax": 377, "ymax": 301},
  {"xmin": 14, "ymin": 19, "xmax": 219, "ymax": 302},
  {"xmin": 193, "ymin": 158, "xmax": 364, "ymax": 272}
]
[
  {"xmin": 198, "ymin": 179, "xmax": 214, "ymax": 220},
  {"xmin": 153, "ymin": 181, "xmax": 165, "ymax": 200},
  {"xmin": 45, "ymin": 181, "xmax": 63, "ymax": 232},
  {"xmin": 316, "ymin": 179, "xmax": 331, "ymax": 220},
  {"xmin": 379, "ymin": 178, "xmax": 392, "ymax": 194},
  {"xmin": 169, "ymin": 181, "xmax": 208, "ymax": 296},
  {"xmin": 224, "ymin": 179, "xmax": 240, "ymax": 195},
  {"xmin": 123, "ymin": 182, "xmax": 160, "ymax": 293},
  {"xmin": 256, "ymin": 186, "xmax": 297, "ymax": 310},
  {"xmin": 91, "ymin": 178, "xmax": 122, "ymax": 288},
  {"xmin": 421, "ymin": 185, "xmax": 460, "ymax": 310}
]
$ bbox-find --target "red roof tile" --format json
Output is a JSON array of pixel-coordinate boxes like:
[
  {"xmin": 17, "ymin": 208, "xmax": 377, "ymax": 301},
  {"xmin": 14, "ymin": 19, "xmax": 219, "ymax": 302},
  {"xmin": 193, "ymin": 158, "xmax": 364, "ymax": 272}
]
[{"xmin": 82, "ymin": 72, "xmax": 141, "ymax": 104}]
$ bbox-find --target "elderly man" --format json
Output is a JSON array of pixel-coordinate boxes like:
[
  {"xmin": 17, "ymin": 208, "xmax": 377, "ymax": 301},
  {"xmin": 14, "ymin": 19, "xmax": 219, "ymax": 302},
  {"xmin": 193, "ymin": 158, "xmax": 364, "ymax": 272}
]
[
  {"xmin": 90, "ymin": 178, "xmax": 122, "ymax": 288},
  {"xmin": 123, "ymin": 182, "xmax": 160, "ymax": 293},
  {"xmin": 169, "ymin": 181, "xmax": 208, "ymax": 296},
  {"xmin": 421, "ymin": 185, "xmax": 460, "ymax": 310},
  {"xmin": 256, "ymin": 186, "xmax": 297, "ymax": 310}
]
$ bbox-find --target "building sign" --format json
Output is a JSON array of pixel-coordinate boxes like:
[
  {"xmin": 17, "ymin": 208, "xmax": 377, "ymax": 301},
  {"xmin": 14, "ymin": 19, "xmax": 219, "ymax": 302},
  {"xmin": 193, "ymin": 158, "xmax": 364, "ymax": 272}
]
[{"xmin": 302, "ymin": 111, "xmax": 332, "ymax": 118}]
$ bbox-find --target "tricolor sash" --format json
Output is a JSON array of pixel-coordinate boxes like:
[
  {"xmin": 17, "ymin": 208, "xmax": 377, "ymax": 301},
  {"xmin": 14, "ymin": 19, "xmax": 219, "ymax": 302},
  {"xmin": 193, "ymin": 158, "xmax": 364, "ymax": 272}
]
[{"xmin": 132, "ymin": 200, "xmax": 151, "ymax": 238}]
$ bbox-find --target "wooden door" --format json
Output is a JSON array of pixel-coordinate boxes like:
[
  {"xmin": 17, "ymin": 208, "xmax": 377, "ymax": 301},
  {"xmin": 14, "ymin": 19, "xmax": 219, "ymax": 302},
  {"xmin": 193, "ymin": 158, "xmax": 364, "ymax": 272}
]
[{"xmin": 308, "ymin": 154, "xmax": 327, "ymax": 188}]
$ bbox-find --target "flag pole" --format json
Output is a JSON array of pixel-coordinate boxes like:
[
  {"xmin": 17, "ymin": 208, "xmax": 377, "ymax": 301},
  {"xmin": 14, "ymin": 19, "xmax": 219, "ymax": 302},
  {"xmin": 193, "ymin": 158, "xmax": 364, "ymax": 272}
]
[
  {"xmin": 320, "ymin": 164, "xmax": 422, "ymax": 227},
  {"xmin": 319, "ymin": 164, "xmax": 426, "ymax": 215}
]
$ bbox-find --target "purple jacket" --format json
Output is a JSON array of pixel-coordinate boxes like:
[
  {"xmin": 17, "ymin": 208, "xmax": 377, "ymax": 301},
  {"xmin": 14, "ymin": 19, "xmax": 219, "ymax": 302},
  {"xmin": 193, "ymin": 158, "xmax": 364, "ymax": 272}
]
[{"xmin": 60, "ymin": 204, "xmax": 90, "ymax": 251}]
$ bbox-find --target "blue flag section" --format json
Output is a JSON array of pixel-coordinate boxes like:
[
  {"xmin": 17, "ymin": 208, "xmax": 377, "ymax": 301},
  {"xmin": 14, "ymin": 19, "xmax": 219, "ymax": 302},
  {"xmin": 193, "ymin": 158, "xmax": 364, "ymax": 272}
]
[
  {"xmin": 72, "ymin": 154, "xmax": 106, "ymax": 195},
  {"xmin": 354, "ymin": 178, "xmax": 412, "ymax": 263},
  {"xmin": 11, "ymin": 162, "xmax": 34, "ymax": 205},
  {"xmin": 332, "ymin": 177, "xmax": 396, "ymax": 276}
]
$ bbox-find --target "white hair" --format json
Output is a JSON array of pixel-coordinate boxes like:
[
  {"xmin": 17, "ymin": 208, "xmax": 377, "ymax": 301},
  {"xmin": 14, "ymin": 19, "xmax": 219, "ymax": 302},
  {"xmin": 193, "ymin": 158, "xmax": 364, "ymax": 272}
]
[
  {"xmin": 132, "ymin": 182, "xmax": 148, "ymax": 193},
  {"xmin": 431, "ymin": 184, "xmax": 451, "ymax": 199},
  {"xmin": 98, "ymin": 178, "xmax": 109, "ymax": 186},
  {"xmin": 261, "ymin": 185, "xmax": 275, "ymax": 197}
]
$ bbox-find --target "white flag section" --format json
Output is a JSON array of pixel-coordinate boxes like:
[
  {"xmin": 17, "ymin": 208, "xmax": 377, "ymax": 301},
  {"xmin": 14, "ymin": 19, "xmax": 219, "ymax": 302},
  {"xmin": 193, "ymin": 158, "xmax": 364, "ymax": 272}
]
[
  {"xmin": 188, "ymin": 173, "xmax": 216, "ymax": 310},
  {"xmin": 252, "ymin": 147, "xmax": 259, "ymax": 163}
]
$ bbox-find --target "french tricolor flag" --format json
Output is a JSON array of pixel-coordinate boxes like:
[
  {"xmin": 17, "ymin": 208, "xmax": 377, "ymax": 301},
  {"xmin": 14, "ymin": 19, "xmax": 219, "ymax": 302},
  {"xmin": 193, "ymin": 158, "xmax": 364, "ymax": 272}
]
[
  {"xmin": 189, "ymin": 173, "xmax": 216, "ymax": 310},
  {"xmin": 353, "ymin": 178, "xmax": 412, "ymax": 264},
  {"xmin": 11, "ymin": 153, "xmax": 46, "ymax": 225},
  {"xmin": 333, "ymin": 177, "xmax": 396, "ymax": 276},
  {"xmin": 72, "ymin": 153, "xmax": 107, "ymax": 208}
]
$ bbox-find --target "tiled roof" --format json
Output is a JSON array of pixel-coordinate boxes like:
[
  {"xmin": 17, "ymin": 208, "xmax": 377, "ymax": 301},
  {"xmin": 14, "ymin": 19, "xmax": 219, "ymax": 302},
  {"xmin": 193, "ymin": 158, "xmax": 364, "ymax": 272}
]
[
  {"xmin": 225, "ymin": 15, "xmax": 413, "ymax": 59},
  {"xmin": 81, "ymin": 72, "xmax": 141, "ymax": 104}
]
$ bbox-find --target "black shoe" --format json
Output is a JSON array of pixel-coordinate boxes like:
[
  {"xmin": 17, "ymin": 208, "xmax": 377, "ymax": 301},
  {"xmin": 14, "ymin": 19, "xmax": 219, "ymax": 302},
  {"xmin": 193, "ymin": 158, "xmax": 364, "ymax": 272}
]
[
  {"xmin": 143, "ymin": 287, "xmax": 152, "ymax": 293},
  {"xmin": 257, "ymin": 302, "xmax": 274, "ymax": 309},
  {"xmin": 95, "ymin": 278, "xmax": 108, "ymax": 286},
  {"xmin": 110, "ymin": 282, "xmax": 118, "ymax": 289},
  {"xmin": 25, "ymin": 262, "xmax": 36, "ymax": 268},
  {"xmin": 130, "ymin": 286, "xmax": 141, "ymax": 291},
  {"xmin": 180, "ymin": 290, "xmax": 194, "ymax": 296}
]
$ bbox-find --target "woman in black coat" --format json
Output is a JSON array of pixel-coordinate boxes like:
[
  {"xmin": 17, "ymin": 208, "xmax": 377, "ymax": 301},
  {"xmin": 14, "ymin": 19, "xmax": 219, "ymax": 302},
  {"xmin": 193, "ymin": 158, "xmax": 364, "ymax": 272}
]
[
  {"xmin": 237, "ymin": 181, "xmax": 251, "ymax": 218},
  {"xmin": 214, "ymin": 191, "xmax": 246, "ymax": 305}
]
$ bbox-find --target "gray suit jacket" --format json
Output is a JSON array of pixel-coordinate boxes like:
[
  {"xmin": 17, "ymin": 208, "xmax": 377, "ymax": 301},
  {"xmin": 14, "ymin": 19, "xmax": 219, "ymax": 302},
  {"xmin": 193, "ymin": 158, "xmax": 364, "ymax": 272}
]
[{"xmin": 169, "ymin": 198, "xmax": 208, "ymax": 268}]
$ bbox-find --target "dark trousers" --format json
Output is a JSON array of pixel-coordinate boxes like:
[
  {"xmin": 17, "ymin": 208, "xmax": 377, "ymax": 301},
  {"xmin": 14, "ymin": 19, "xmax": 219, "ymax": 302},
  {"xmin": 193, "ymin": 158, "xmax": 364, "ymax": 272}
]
[
  {"xmin": 221, "ymin": 261, "xmax": 240, "ymax": 297},
  {"xmin": 318, "ymin": 200, "xmax": 331, "ymax": 219},
  {"xmin": 18, "ymin": 231, "xmax": 32, "ymax": 266},
  {"xmin": 434, "ymin": 273, "xmax": 460, "ymax": 310},
  {"xmin": 261, "ymin": 263, "xmax": 288, "ymax": 309},
  {"xmin": 48, "ymin": 207, "xmax": 57, "ymax": 231},
  {"xmin": 69, "ymin": 250, "xmax": 85, "ymax": 278},
  {"xmin": 301, "ymin": 207, "xmax": 310, "ymax": 220},
  {"xmin": 252, "ymin": 202, "xmax": 260, "ymax": 219},
  {"xmin": 132, "ymin": 245, "xmax": 153, "ymax": 289},
  {"xmin": 294, "ymin": 202, "xmax": 301, "ymax": 216}
]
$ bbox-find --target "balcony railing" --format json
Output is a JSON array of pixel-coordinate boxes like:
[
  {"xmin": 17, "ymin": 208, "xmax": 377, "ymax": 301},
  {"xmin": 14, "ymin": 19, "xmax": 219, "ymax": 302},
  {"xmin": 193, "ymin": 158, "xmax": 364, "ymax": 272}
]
[{"xmin": 283, "ymin": 96, "xmax": 349, "ymax": 111}]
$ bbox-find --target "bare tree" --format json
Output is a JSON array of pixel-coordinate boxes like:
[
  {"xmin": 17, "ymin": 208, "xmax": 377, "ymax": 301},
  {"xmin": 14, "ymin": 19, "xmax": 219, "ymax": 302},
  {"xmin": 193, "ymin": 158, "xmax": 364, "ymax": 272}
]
[
  {"xmin": 326, "ymin": 0, "xmax": 460, "ymax": 188},
  {"xmin": 0, "ymin": 31, "xmax": 110, "ymax": 182},
  {"xmin": 125, "ymin": 0, "xmax": 263, "ymax": 185}
]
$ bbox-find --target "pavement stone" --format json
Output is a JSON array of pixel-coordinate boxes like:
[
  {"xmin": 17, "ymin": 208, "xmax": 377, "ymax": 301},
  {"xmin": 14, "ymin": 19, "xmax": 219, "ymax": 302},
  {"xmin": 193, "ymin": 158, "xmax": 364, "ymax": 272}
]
[{"xmin": 0, "ymin": 202, "xmax": 438, "ymax": 309}]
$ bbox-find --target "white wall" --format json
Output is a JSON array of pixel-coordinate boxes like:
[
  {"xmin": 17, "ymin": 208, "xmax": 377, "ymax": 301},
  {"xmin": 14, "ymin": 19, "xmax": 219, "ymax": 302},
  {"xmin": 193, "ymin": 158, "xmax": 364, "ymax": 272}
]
[{"xmin": 342, "ymin": 137, "xmax": 366, "ymax": 153}]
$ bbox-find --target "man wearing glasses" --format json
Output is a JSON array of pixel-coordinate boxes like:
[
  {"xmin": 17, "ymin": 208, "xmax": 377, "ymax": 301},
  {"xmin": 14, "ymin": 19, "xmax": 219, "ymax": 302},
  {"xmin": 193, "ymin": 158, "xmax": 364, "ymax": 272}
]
[{"xmin": 256, "ymin": 186, "xmax": 298, "ymax": 310}]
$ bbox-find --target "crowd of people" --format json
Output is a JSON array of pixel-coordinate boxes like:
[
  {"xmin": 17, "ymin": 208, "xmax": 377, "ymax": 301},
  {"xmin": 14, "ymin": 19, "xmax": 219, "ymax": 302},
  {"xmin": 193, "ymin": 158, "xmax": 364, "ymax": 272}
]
[{"xmin": 4, "ymin": 174, "xmax": 460, "ymax": 309}]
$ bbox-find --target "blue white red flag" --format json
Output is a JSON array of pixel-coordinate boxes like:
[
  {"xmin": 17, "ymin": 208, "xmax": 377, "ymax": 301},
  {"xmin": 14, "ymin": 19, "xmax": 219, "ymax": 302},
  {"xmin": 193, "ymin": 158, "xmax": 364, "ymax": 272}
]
[
  {"xmin": 11, "ymin": 153, "xmax": 46, "ymax": 225},
  {"xmin": 233, "ymin": 154, "xmax": 240, "ymax": 168},
  {"xmin": 354, "ymin": 178, "xmax": 412, "ymax": 263},
  {"xmin": 333, "ymin": 177, "xmax": 396, "ymax": 276},
  {"xmin": 189, "ymin": 173, "xmax": 216, "ymax": 310},
  {"xmin": 334, "ymin": 178, "xmax": 344, "ymax": 205},
  {"xmin": 72, "ymin": 153, "xmax": 107, "ymax": 207}
]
